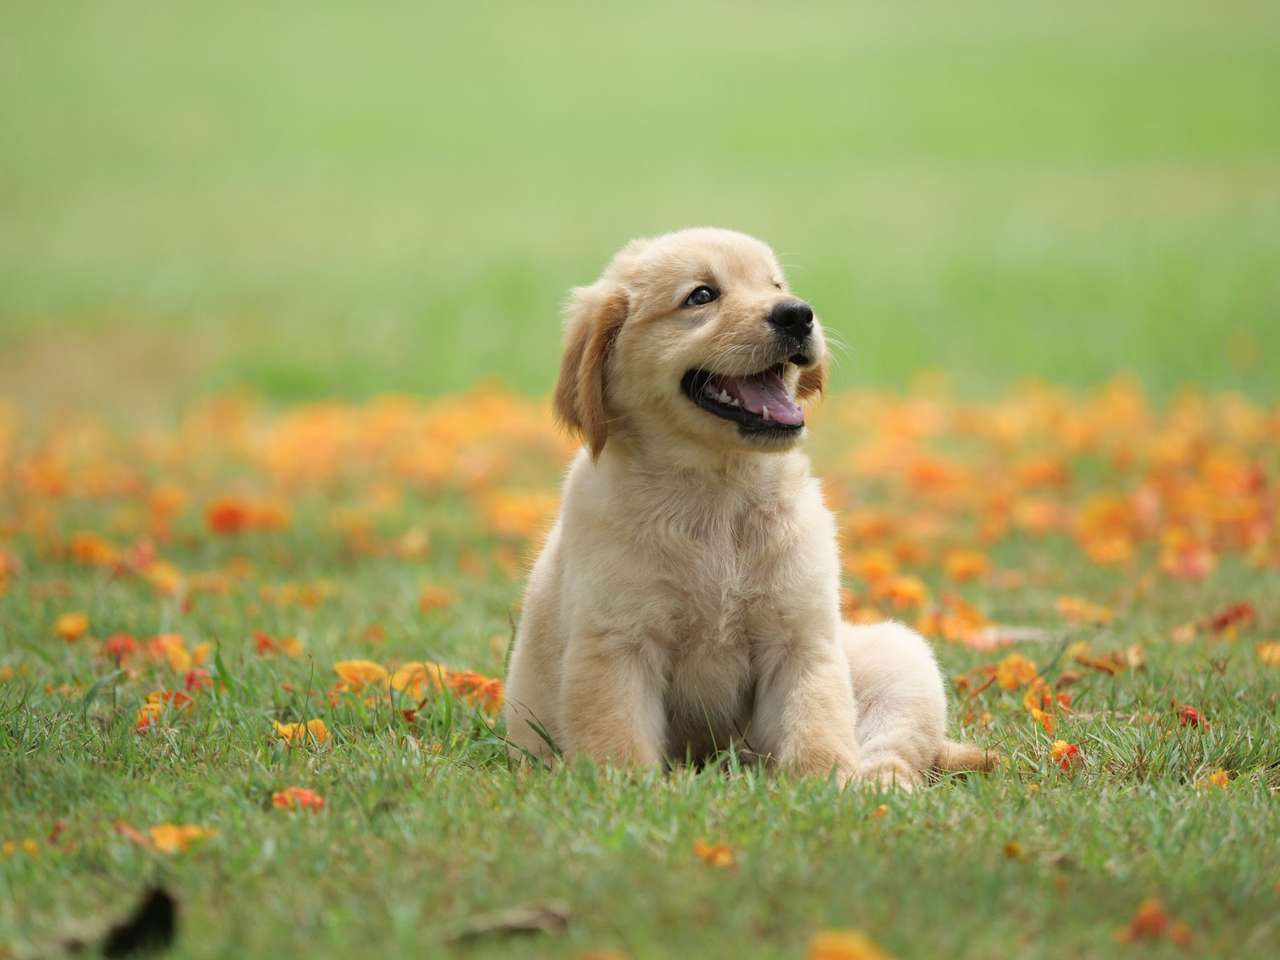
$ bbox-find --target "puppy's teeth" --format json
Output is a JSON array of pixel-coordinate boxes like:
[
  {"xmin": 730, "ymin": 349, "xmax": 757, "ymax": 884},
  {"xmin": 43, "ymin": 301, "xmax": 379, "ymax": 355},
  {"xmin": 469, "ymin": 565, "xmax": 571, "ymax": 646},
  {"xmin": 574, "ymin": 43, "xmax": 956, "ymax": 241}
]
[{"xmin": 762, "ymin": 405, "xmax": 770, "ymax": 420}]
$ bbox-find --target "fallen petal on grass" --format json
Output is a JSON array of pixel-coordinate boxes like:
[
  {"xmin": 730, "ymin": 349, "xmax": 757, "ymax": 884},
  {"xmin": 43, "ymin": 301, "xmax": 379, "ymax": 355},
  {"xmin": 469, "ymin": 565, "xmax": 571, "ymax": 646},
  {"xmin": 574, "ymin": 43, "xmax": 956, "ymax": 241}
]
[
  {"xmin": 808, "ymin": 929, "xmax": 894, "ymax": 960},
  {"xmin": 692, "ymin": 839, "xmax": 736, "ymax": 869},
  {"xmin": 271, "ymin": 787, "xmax": 325, "ymax": 813},
  {"xmin": 55, "ymin": 611, "xmax": 89, "ymax": 642},
  {"xmin": 1256, "ymin": 642, "xmax": 1280, "ymax": 666},
  {"xmin": 332, "ymin": 659, "xmax": 388, "ymax": 691},
  {"xmin": 1195, "ymin": 768, "xmax": 1230, "ymax": 790},
  {"xmin": 1114, "ymin": 898, "xmax": 1193, "ymax": 946},
  {"xmin": 147, "ymin": 824, "xmax": 214, "ymax": 854},
  {"xmin": 1050, "ymin": 741, "xmax": 1082, "ymax": 771},
  {"xmin": 273, "ymin": 719, "xmax": 329, "ymax": 746}
]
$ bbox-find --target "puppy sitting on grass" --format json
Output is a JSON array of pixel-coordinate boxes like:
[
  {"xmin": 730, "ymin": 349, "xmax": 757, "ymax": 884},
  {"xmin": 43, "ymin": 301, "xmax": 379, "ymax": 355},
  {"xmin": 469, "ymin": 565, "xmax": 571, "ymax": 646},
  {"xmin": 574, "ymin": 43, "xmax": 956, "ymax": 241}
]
[{"xmin": 504, "ymin": 228, "xmax": 991, "ymax": 788}]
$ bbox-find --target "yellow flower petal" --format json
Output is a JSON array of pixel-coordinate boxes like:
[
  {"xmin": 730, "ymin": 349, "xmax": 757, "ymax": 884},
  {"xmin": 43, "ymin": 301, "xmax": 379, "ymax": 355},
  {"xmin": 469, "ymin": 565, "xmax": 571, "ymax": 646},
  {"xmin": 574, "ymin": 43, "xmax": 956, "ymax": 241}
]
[
  {"xmin": 333, "ymin": 659, "xmax": 388, "ymax": 691},
  {"xmin": 995, "ymin": 654, "xmax": 1038, "ymax": 690},
  {"xmin": 808, "ymin": 929, "xmax": 894, "ymax": 960},
  {"xmin": 55, "ymin": 612, "xmax": 89, "ymax": 642},
  {"xmin": 148, "ymin": 823, "xmax": 213, "ymax": 854},
  {"xmin": 273, "ymin": 719, "xmax": 330, "ymax": 746}
]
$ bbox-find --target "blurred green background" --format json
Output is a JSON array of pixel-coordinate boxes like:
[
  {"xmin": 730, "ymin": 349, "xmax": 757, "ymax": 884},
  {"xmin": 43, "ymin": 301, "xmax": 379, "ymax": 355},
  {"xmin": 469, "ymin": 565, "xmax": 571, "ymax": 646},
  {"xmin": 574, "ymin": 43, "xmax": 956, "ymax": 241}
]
[{"xmin": 3, "ymin": 0, "xmax": 1278, "ymax": 414}]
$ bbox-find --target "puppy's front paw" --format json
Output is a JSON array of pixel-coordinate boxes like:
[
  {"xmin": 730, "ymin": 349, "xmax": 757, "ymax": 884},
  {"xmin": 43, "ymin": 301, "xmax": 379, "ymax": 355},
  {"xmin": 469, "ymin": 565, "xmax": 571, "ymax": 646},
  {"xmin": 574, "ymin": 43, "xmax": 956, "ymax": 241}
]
[{"xmin": 857, "ymin": 756, "xmax": 921, "ymax": 792}]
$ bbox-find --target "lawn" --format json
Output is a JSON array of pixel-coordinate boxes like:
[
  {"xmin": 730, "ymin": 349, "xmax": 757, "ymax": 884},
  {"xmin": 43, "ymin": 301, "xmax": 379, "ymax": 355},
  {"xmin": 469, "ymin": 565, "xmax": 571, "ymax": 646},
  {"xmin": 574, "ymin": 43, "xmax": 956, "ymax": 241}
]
[
  {"xmin": 2, "ymin": 2, "xmax": 1280, "ymax": 959},
  {"xmin": 2, "ymin": 1, "xmax": 1279, "ymax": 409},
  {"xmin": 3, "ymin": 384, "xmax": 1278, "ymax": 958}
]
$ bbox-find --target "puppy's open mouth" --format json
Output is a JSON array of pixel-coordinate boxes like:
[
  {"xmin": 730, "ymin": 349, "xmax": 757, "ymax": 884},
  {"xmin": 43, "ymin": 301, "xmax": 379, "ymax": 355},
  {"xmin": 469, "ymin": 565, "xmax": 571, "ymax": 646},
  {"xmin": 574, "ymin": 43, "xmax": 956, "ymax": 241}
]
[{"xmin": 680, "ymin": 364, "xmax": 804, "ymax": 435}]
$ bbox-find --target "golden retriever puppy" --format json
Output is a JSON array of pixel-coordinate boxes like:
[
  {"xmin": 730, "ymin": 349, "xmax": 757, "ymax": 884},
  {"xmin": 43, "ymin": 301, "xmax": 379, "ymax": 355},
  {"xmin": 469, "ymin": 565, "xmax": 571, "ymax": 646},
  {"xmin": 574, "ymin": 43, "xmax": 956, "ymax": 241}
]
[{"xmin": 504, "ymin": 227, "xmax": 990, "ymax": 788}]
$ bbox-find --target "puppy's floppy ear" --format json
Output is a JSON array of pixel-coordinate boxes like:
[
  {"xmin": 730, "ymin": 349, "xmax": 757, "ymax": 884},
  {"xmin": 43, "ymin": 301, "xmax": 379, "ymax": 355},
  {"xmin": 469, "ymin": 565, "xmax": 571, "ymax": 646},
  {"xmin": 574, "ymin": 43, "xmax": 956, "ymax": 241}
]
[
  {"xmin": 796, "ymin": 358, "xmax": 827, "ymax": 401},
  {"xmin": 553, "ymin": 284, "xmax": 628, "ymax": 459}
]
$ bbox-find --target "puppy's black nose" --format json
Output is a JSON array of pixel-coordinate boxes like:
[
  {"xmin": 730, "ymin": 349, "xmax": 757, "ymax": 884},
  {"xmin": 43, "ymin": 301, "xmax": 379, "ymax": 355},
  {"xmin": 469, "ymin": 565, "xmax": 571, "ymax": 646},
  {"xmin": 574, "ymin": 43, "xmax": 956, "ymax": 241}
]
[{"xmin": 768, "ymin": 299, "xmax": 814, "ymax": 341}]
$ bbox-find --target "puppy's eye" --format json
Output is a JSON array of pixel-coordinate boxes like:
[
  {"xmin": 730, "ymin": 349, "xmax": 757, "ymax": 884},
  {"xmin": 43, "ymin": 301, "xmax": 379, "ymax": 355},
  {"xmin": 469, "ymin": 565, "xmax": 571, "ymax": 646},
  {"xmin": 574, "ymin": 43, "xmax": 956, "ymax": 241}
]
[{"xmin": 683, "ymin": 285, "xmax": 719, "ymax": 308}]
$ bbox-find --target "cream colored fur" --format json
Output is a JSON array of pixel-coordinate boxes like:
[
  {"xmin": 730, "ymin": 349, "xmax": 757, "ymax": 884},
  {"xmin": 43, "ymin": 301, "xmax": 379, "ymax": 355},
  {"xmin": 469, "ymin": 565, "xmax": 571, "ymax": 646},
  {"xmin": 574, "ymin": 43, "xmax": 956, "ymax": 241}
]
[{"xmin": 504, "ymin": 227, "xmax": 990, "ymax": 788}]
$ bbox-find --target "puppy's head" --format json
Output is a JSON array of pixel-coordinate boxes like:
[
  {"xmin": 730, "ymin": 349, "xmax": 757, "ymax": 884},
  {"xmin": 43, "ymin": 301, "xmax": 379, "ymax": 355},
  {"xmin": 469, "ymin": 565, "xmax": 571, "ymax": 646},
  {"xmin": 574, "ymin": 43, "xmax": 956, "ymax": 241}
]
[{"xmin": 554, "ymin": 228, "xmax": 826, "ymax": 459}]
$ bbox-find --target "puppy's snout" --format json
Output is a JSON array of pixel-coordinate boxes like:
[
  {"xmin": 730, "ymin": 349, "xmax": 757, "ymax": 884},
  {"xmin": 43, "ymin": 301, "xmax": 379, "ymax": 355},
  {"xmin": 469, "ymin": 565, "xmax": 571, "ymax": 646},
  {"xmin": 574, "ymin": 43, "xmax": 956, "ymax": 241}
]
[{"xmin": 768, "ymin": 299, "xmax": 814, "ymax": 342}]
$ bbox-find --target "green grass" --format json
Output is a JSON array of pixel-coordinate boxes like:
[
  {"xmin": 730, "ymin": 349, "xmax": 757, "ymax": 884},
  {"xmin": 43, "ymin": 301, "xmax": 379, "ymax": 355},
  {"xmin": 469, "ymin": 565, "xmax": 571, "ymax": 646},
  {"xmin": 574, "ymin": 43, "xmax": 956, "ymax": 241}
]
[
  {"xmin": 4, "ymin": 518, "xmax": 1280, "ymax": 958},
  {"xmin": 2, "ymin": 1, "xmax": 1279, "ymax": 410},
  {"xmin": 3, "ymin": 383, "xmax": 1280, "ymax": 957},
  {"xmin": 4, "ymin": 538, "xmax": 1280, "ymax": 959},
  {"xmin": 6, "ymin": 708, "xmax": 1278, "ymax": 959}
]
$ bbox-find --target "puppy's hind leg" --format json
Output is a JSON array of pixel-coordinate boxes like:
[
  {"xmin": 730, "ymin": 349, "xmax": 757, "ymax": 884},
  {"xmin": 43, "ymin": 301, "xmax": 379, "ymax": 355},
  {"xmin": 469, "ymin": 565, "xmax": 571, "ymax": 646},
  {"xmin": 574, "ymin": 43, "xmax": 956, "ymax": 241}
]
[
  {"xmin": 841, "ymin": 621, "xmax": 948, "ymax": 790},
  {"xmin": 936, "ymin": 738, "xmax": 999, "ymax": 773}
]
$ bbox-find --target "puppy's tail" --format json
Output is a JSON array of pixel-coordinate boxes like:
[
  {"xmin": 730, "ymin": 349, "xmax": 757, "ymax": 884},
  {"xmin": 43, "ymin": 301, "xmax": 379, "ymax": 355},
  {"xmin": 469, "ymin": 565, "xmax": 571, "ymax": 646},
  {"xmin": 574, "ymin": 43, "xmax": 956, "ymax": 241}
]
[{"xmin": 934, "ymin": 739, "xmax": 999, "ymax": 773}]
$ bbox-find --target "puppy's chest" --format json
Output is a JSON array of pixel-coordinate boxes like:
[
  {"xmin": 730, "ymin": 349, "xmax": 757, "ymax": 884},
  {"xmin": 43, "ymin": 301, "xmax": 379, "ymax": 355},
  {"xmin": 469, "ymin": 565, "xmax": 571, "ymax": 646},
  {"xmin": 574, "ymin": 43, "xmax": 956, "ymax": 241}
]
[
  {"xmin": 649, "ymin": 515, "xmax": 790, "ymax": 654},
  {"xmin": 647, "ymin": 520, "xmax": 791, "ymax": 743},
  {"xmin": 619, "ymin": 489, "xmax": 812, "ymax": 746}
]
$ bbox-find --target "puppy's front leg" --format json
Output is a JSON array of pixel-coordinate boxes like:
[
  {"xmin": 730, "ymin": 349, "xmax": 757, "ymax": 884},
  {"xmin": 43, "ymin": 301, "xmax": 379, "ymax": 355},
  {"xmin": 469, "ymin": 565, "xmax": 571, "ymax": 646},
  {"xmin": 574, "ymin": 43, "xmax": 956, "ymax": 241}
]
[
  {"xmin": 752, "ymin": 638, "xmax": 860, "ymax": 784},
  {"xmin": 559, "ymin": 632, "xmax": 667, "ymax": 770}
]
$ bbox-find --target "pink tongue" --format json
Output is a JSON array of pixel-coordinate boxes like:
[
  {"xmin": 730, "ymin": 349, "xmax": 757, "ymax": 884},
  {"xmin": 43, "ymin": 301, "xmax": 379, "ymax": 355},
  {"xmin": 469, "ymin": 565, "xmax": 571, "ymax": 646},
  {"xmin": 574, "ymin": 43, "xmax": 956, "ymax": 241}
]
[{"xmin": 725, "ymin": 369, "xmax": 804, "ymax": 426}]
